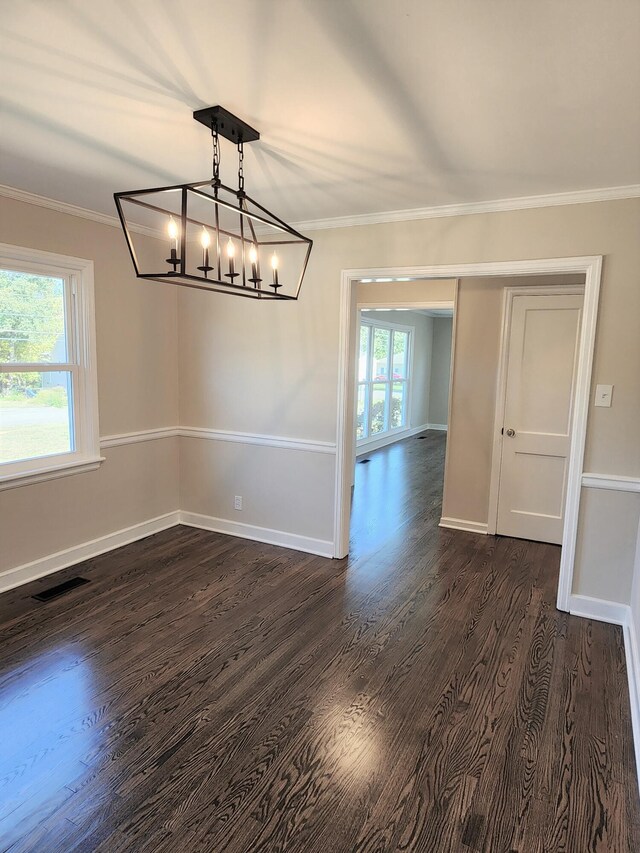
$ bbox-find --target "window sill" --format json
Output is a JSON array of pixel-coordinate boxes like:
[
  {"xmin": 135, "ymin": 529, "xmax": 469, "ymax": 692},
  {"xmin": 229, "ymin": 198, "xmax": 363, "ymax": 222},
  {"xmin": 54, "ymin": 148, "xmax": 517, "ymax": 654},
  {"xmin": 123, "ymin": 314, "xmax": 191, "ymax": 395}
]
[
  {"xmin": 0, "ymin": 455, "xmax": 105, "ymax": 492},
  {"xmin": 357, "ymin": 426, "xmax": 412, "ymax": 449}
]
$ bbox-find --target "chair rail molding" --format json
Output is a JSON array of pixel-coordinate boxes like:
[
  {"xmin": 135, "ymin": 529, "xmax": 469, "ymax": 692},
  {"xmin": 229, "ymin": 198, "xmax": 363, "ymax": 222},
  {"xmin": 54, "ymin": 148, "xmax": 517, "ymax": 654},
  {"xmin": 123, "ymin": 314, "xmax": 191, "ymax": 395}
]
[
  {"xmin": 99, "ymin": 426, "xmax": 336, "ymax": 455},
  {"xmin": 581, "ymin": 473, "xmax": 640, "ymax": 493}
]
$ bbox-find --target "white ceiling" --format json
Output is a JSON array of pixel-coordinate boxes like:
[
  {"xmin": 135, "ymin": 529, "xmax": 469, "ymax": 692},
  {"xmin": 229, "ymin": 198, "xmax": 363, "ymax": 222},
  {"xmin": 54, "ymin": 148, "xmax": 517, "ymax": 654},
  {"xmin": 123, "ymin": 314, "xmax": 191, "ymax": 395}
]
[{"xmin": 1, "ymin": 0, "xmax": 639, "ymax": 223}]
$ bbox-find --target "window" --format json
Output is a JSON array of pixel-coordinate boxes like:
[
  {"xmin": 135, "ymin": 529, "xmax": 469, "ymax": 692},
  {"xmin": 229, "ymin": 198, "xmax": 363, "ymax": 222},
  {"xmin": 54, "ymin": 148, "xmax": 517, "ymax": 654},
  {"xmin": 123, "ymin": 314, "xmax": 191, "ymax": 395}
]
[
  {"xmin": 357, "ymin": 318, "xmax": 411, "ymax": 442},
  {"xmin": 0, "ymin": 244, "xmax": 100, "ymax": 489}
]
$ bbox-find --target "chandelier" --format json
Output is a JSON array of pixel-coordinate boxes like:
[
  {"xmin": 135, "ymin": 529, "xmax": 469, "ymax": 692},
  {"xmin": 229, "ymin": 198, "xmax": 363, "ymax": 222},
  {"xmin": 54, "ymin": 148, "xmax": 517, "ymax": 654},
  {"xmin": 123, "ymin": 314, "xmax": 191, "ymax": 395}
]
[{"xmin": 114, "ymin": 106, "xmax": 312, "ymax": 300}]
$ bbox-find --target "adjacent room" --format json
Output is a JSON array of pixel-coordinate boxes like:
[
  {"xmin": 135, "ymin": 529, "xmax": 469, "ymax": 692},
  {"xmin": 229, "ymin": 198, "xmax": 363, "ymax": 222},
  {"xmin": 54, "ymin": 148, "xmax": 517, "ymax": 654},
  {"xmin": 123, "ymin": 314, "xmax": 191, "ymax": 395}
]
[
  {"xmin": 1, "ymin": 2, "xmax": 639, "ymax": 851},
  {"xmin": 350, "ymin": 278, "xmax": 454, "ymax": 557}
]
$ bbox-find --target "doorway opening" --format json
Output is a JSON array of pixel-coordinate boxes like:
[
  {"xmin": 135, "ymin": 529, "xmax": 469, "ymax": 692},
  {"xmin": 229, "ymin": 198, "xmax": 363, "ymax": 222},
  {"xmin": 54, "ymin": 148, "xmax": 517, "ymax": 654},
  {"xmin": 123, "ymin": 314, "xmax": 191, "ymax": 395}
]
[
  {"xmin": 334, "ymin": 258, "xmax": 602, "ymax": 613},
  {"xmin": 349, "ymin": 287, "xmax": 455, "ymax": 558}
]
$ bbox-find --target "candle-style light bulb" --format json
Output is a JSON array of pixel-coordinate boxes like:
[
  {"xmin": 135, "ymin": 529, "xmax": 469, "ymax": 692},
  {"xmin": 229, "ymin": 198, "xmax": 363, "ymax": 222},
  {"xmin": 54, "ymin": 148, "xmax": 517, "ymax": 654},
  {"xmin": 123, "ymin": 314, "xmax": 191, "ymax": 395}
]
[
  {"xmin": 248, "ymin": 244, "xmax": 260, "ymax": 285},
  {"xmin": 197, "ymin": 226, "xmax": 212, "ymax": 275},
  {"xmin": 225, "ymin": 237, "xmax": 237, "ymax": 279},
  {"xmin": 270, "ymin": 251, "xmax": 279, "ymax": 289},
  {"xmin": 166, "ymin": 216, "xmax": 180, "ymax": 270}
]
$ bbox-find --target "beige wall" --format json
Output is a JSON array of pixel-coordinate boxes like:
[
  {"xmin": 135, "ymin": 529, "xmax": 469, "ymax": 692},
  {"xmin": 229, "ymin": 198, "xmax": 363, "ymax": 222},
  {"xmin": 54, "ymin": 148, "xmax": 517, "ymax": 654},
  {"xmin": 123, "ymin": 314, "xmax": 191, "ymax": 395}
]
[
  {"xmin": 429, "ymin": 317, "xmax": 453, "ymax": 426},
  {"xmin": 1, "ymin": 439, "xmax": 180, "ymax": 571},
  {"xmin": 0, "ymin": 196, "xmax": 180, "ymax": 575},
  {"xmin": 356, "ymin": 278, "xmax": 457, "ymax": 305},
  {"xmin": 178, "ymin": 198, "xmax": 640, "ymax": 602},
  {"xmin": 409, "ymin": 313, "xmax": 433, "ymax": 428},
  {"xmin": 441, "ymin": 277, "xmax": 501, "ymax": 523},
  {"xmin": 179, "ymin": 439, "xmax": 335, "ymax": 545}
]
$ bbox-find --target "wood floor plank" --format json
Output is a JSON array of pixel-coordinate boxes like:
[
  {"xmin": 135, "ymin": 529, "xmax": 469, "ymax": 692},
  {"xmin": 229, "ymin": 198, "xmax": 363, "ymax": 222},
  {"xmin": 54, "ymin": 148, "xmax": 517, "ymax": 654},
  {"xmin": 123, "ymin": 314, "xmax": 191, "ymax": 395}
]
[{"xmin": 0, "ymin": 430, "xmax": 637, "ymax": 852}]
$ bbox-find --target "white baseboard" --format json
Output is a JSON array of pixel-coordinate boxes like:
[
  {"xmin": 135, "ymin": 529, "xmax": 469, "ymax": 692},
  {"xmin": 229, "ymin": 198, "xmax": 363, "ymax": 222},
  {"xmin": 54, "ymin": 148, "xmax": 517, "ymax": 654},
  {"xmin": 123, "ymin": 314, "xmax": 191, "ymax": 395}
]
[
  {"xmin": 439, "ymin": 516, "xmax": 488, "ymax": 534},
  {"xmin": 624, "ymin": 616, "xmax": 640, "ymax": 791},
  {"xmin": 356, "ymin": 422, "xmax": 448, "ymax": 456},
  {"xmin": 356, "ymin": 423, "xmax": 428, "ymax": 455},
  {"xmin": 0, "ymin": 507, "xmax": 334, "ymax": 596},
  {"xmin": 0, "ymin": 511, "xmax": 181, "ymax": 594},
  {"xmin": 568, "ymin": 593, "xmax": 629, "ymax": 625},
  {"xmin": 180, "ymin": 511, "xmax": 334, "ymax": 558},
  {"xmin": 568, "ymin": 594, "xmax": 639, "ymax": 791}
]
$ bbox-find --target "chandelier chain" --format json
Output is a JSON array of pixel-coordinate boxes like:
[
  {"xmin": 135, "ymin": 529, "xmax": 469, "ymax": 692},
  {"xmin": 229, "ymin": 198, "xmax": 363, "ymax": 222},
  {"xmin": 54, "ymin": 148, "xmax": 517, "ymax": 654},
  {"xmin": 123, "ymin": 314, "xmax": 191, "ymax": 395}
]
[
  {"xmin": 237, "ymin": 140, "xmax": 245, "ymax": 194},
  {"xmin": 211, "ymin": 123, "xmax": 221, "ymax": 187}
]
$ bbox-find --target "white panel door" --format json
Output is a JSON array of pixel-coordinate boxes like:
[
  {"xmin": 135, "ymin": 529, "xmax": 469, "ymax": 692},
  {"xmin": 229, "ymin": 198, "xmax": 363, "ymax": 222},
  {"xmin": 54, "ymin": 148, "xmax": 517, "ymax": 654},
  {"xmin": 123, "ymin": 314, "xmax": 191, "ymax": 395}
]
[{"xmin": 496, "ymin": 293, "xmax": 583, "ymax": 544}]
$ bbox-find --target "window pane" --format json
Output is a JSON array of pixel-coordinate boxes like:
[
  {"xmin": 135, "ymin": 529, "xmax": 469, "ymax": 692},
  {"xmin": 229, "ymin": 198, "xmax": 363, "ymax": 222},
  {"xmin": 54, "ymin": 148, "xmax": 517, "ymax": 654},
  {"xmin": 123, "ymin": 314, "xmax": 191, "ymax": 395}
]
[
  {"xmin": 0, "ymin": 372, "xmax": 73, "ymax": 464},
  {"xmin": 0, "ymin": 269, "xmax": 67, "ymax": 364},
  {"xmin": 370, "ymin": 382, "xmax": 388, "ymax": 434},
  {"xmin": 356, "ymin": 384, "xmax": 368, "ymax": 440},
  {"xmin": 392, "ymin": 331, "xmax": 408, "ymax": 379},
  {"xmin": 391, "ymin": 382, "xmax": 406, "ymax": 429},
  {"xmin": 358, "ymin": 325, "xmax": 370, "ymax": 382},
  {"xmin": 372, "ymin": 328, "xmax": 390, "ymax": 380}
]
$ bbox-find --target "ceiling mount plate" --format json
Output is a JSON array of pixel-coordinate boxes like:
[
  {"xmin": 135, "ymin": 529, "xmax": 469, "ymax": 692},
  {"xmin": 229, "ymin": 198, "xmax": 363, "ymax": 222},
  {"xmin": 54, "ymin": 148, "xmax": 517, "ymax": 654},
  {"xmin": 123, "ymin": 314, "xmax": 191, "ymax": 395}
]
[{"xmin": 193, "ymin": 105, "xmax": 260, "ymax": 143}]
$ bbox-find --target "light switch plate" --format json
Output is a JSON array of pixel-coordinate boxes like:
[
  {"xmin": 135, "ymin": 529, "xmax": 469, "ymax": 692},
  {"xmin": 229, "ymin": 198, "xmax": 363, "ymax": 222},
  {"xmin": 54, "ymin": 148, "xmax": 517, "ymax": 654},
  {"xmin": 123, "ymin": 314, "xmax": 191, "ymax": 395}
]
[{"xmin": 594, "ymin": 384, "xmax": 613, "ymax": 407}]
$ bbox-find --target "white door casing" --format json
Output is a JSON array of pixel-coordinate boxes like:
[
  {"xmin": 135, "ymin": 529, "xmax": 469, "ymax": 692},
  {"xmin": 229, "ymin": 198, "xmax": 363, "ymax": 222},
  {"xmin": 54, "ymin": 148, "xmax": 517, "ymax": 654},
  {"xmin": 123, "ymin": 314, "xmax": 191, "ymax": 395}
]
[
  {"xmin": 495, "ymin": 291, "xmax": 583, "ymax": 544},
  {"xmin": 335, "ymin": 258, "xmax": 602, "ymax": 614}
]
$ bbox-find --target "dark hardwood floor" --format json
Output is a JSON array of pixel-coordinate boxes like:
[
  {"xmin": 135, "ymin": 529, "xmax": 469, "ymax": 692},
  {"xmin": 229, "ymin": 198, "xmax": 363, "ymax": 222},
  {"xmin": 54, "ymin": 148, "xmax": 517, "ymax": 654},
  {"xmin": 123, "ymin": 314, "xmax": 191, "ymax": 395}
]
[{"xmin": 1, "ymin": 430, "xmax": 638, "ymax": 851}]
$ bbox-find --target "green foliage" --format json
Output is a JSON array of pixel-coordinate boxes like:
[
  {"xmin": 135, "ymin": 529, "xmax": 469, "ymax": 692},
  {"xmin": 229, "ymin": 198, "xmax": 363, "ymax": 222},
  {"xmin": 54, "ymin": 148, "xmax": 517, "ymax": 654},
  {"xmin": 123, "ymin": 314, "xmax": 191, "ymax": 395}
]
[
  {"xmin": 367, "ymin": 326, "xmax": 408, "ymax": 367},
  {"xmin": 373, "ymin": 327, "xmax": 389, "ymax": 360},
  {"xmin": 371, "ymin": 395, "xmax": 402, "ymax": 432},
  {"xmin": 34, "ymin": 387, "xmax": 67, "ymax": 408},
  {"xmin": 358, "ymin": 395, "xmax": 403, "ymax": 437},
  {"xmin": 0, "ymin": 384, "xmax": 67, "ymax": 408},
  {"xmin": 0, "ymin": 269, "xmax": 65, "ymax": 392}
]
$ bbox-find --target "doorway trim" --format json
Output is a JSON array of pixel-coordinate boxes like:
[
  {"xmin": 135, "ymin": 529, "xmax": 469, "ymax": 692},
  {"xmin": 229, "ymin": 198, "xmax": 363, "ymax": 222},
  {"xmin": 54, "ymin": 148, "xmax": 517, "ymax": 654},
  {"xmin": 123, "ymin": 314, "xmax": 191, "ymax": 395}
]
[
  {"xmin": 334, "ymin": 256, "xmax": 603, "ymax": 614},
  {"xmin": 486, "ymin": 284, "xmax": 586, "ymax": 539}
]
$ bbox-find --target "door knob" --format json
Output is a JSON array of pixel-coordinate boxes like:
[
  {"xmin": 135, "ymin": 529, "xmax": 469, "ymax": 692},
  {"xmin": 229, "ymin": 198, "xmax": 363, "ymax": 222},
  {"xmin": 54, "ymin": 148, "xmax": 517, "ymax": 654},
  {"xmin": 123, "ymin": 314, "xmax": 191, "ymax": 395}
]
[{"xmin": 505, "ymin": 428, "xmax": 516, "ymax": 437}]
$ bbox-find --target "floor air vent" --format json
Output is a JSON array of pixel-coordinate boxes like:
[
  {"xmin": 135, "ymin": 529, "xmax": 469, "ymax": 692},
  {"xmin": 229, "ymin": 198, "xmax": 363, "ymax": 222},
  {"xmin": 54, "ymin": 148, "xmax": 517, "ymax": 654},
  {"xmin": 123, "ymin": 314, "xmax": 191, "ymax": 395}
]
[
  {"xmin": 32, "ymin": 576, "xmax": 90, "ymax": 602},
  {"xmin": 417, "ymin": 436, "xmax": 427, "ymax": 439}
]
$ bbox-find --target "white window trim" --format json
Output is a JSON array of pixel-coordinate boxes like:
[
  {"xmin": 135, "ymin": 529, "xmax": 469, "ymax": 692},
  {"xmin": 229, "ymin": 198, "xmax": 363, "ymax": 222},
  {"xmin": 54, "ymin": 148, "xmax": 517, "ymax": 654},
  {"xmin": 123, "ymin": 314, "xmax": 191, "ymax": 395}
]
[
  {"xmin": 357, "ymin": 316, "xmax": 413, "ymax": 445},
  {"xmin": 0, "ymin": 243, "xmax": 103, "ymax": 490}
]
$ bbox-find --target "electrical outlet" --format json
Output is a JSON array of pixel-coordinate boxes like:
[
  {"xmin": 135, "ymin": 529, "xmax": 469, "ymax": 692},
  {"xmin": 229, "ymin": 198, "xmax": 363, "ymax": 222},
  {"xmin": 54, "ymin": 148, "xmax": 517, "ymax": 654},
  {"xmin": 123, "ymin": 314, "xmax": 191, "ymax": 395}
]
[{"xmin": 234, "ymin": 495, "xmax": 243, "ymax": 511}]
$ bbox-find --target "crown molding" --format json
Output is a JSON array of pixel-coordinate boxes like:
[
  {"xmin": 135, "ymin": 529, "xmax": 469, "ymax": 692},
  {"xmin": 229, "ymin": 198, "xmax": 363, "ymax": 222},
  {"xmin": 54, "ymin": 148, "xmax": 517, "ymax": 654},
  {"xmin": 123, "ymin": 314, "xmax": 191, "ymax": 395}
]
[
  {"xmin": 291, "ymin": 184, "xmax": 640, "ymax": 232},
  {"xmin": 1, "ymin": 181, "xmax": 639, "ymax": 237},
  {"xmin": 0, "ymin": 183, "xmax": 159, "ymax": 238}
]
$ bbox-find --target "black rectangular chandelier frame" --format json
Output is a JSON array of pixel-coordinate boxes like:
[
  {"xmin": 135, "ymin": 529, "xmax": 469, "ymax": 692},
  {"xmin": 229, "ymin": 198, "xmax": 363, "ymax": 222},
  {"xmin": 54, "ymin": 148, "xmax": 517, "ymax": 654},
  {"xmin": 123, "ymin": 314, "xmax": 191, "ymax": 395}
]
[{"xmin": 114, "ymin": 106, "xmax": 313, "ymax": 301}]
